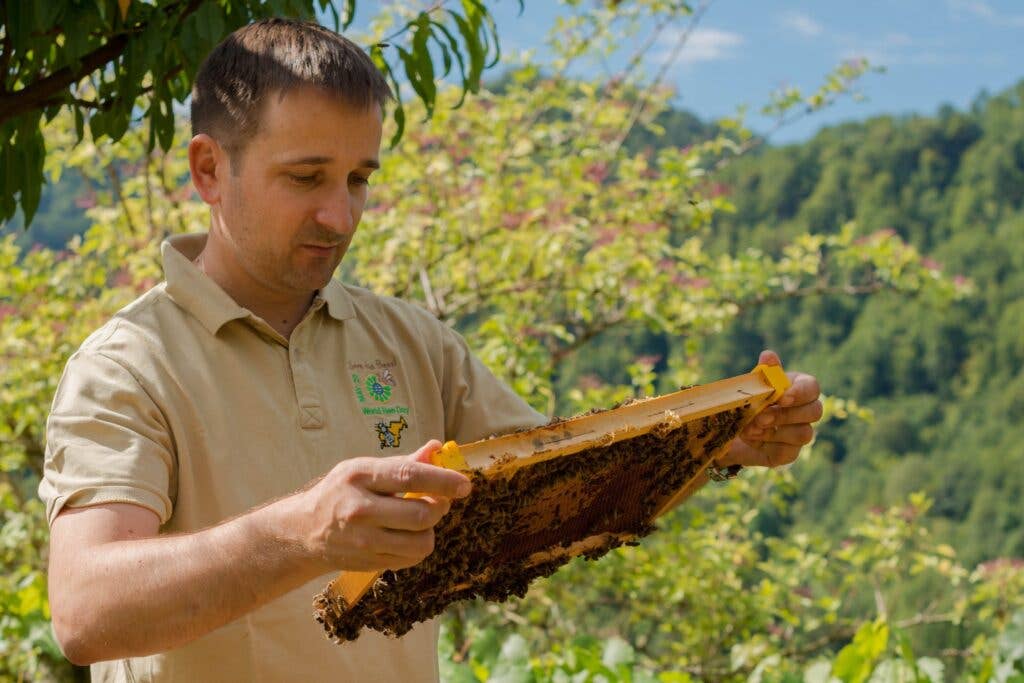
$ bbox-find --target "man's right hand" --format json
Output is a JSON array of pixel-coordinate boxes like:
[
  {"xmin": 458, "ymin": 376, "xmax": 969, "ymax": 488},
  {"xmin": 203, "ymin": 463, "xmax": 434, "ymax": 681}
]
[
  {"xmin": 47, "ymin": 439, "xmax": 469, "ymax": 664},
  {"xmin": 298, "ymin": 439, "xmax": 472, "ymax": 573}
]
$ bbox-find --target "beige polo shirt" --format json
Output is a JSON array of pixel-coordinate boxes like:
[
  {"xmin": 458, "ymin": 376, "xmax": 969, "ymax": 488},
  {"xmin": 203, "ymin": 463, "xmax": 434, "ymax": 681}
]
[{"xmin": 40, "ymin": 233, "xmax": 545, "ymax": 683}]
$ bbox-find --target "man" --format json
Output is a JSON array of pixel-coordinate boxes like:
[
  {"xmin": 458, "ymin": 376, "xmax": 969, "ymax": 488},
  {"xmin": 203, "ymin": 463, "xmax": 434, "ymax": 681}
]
[{"xmin": 39, "ymin": 18, "xmax": 821, "ymax": 683}]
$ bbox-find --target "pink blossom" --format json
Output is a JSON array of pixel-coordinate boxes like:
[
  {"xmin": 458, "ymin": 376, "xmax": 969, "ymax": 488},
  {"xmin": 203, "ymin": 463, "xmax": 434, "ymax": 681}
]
[
  {"xmin": 634, "ymin": 354, "xmax": 662, "ymax": 368},
  {"xmin": 594, "ymin": 227, "xmax": 618, "ymax": 247},
  {"xmin": 109, "ymin": 269, "xmax": 133, "ymax": 288},
  {"xmin": 583, "ymin": 162, "xmax": 608, "ymax": 184},
  {"xmin": 673, "ymin": 276, "xmax": 711, "ymax": 289}
]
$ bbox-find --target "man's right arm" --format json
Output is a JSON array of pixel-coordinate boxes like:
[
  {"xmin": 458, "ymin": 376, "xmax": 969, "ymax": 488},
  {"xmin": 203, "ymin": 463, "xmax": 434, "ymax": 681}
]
[{"xmin": 47, "ymin": 440, "xmax": 470, "ymax": 666}]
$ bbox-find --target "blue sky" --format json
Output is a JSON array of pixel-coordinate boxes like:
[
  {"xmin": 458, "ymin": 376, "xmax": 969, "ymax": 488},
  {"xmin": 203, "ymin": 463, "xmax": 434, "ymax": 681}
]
[{"xmin": 475, "ymin": 0, "xmax": 1024, "ymax": 143}]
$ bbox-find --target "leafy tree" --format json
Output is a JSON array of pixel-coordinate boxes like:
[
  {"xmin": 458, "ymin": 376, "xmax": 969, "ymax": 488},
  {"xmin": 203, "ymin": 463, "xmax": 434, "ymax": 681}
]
[{"xmin": 0, "ymin": 0, "xmax": 518, "ymax": 226}]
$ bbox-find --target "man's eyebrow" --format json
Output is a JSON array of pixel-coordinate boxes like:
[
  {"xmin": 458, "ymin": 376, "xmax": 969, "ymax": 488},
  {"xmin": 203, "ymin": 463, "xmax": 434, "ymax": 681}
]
[{"xmin": 280, "ymin": 155, "xmax": 380, "ymax": 169}]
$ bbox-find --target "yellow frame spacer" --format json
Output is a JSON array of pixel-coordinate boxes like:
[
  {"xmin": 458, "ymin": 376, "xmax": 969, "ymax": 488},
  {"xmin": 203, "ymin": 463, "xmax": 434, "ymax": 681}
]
[
  {"xmin": 753, "ymin": 364, "xmax": 790, "ymax": 403},
  {"xmin": 433, "ymin": 440, "xmax": 469, "ymax": 471}
]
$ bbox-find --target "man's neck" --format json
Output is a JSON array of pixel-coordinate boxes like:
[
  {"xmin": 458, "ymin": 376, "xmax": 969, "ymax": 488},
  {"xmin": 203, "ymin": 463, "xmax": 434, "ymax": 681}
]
[{"xmin": 193, "ymin": 247, "xmax": 313, "ymax": 340}]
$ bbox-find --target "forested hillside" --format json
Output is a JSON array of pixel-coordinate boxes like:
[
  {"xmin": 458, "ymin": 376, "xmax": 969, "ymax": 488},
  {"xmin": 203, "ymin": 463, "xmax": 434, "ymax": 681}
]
[{"xmin": 699, "ymin": 81, "xmax": 1024, "ymax": 565}]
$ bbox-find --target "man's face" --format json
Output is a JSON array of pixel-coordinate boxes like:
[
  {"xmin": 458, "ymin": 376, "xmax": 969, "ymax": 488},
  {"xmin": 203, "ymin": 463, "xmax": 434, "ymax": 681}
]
[{"xmin": 214, "ymin": 86, "xmax": 383, "ymax": 294}]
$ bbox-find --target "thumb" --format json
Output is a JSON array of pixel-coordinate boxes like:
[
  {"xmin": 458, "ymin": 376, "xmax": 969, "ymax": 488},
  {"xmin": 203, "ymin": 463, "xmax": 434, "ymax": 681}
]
[
  {"xmin": 758, "ymin": 349, "xmax": 782, "ymax": 367},
  {"xmin": 409, "ymin": 439, "xmax": 444, "ymax": 466}
]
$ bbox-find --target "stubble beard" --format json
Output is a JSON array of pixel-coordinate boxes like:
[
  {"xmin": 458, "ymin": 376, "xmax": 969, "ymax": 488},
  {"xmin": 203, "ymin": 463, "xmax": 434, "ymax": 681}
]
[{"xmin": 227, "ymin": 203, "xmax": 348, "ymax": 296}]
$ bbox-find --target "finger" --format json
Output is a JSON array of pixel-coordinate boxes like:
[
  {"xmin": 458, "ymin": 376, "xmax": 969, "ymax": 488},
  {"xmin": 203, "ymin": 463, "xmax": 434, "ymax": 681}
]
[
  {"xmin": 410, "ymin": 439, "xmax": 443, "ymax": 464},
  {"xmin": 757, "ymin": 423, "xmax": 814, "ymax": 446},
  {"xmin": 758, "ymin": 349, "xmax": 782, "ymax": 367},
  {"xmin": 363, "ymin": 494, "xmax": 452, "ymax": 531},
  {"xmin": 368, "ymin": 528, "xmax": 436, "ymax": 567},
  {"xmin": 725, "ymin": 437, "xmax": 802, "ymax": 469},
  {"xmin": 751, "ymin": 401, "xmax": 823, "ymax": 429},
  {"xmin": 778, "ymin": 372, "xmax": 820, "ymax": 407},
  {"xmin": 356, "ymin": 456, "xmax": 472, "ymax": 498},
  {"xmin": 349, "ymin": 553, "xmax": 425, "ymax": 572},
  {"xmin": 743, "ymin": 415, "xmax": 817, "ymax": 442},
  {"xmin": 762, "ymin": 443, "xmax": 801, "ymax": 468}
]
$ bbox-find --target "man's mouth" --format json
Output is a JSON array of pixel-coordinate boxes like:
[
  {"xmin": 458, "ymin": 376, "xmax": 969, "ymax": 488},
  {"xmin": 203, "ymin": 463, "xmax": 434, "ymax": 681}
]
[{"xmin": 302, "ymin": 244, "xmax": 341, "ymax": 256}]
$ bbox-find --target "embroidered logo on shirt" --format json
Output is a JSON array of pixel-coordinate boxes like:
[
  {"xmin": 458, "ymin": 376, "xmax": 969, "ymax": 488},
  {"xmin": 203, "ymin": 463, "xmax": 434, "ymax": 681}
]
[
  {"xmin": 351, "ymin": 373, "xmax": 367, "ymax": 403},
  {"xmin": 376, "ymin": 416, "xmax": 408, "ymax": 449},
  {"xmin": 365, "ymin": 374, "xmax": 393, "ymax": 402}
]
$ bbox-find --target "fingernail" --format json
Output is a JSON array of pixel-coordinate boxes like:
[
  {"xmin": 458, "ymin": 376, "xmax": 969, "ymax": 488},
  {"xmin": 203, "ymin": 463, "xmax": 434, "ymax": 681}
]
[
  {"xmin": 457, "ymin": 481, "xmax": 472, "ymax": 497},
  {"xmin": 779, "ymin": 395, "xmax": 794, "ymax": 406}
]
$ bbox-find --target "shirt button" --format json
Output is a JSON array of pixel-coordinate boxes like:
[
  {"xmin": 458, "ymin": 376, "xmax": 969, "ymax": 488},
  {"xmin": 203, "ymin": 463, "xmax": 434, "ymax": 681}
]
[{"xmin": 300, "ymin": 404, "xmax": 323, "ymax": 430}]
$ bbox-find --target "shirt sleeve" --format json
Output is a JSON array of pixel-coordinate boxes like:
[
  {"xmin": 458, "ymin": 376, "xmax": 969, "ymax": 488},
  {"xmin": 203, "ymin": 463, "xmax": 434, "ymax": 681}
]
[
  {"xmin": 39, "ymin": 350, "xmax": 176, "ymax": 526},
  {"xmin": 440, "ymin": 327, "xmax": 547, "ymax": 444}
]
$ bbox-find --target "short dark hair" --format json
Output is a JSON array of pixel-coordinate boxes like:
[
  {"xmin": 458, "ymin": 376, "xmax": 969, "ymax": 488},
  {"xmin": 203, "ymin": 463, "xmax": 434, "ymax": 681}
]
[{"xmin": 191, "ymin": 18, "xmax": 392, "ymax": 159}]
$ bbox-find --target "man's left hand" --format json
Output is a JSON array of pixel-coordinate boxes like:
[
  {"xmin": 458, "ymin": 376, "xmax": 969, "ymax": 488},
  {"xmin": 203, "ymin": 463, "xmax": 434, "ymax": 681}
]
[{"xmin": 715, "ymin": 350, "xmax": 822, "ymax": 469}]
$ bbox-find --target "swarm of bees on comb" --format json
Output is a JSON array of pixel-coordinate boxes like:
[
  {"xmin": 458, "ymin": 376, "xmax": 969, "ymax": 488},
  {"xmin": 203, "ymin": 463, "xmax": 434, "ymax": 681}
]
[{"xmin": 313, "ymin": 404, "xmax": 749, "ymax": 643}]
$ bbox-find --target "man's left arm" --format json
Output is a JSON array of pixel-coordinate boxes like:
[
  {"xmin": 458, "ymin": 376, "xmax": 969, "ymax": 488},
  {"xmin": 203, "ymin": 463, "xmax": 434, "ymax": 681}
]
[{"xmin": 714, "ymin": 350, "xmax": 823, "ymax": 470}]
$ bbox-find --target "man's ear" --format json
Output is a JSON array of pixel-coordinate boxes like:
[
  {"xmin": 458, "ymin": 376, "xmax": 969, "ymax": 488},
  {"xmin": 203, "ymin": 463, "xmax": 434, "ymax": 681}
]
[{"xmin": 189, "ymin": 134, "xmax": 228, "ymax": 205}]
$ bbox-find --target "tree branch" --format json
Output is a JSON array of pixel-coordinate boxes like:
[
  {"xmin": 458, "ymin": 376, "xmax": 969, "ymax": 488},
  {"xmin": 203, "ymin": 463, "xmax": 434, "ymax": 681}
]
[
  {"xmin": 735, "ymin": 280, "xmax": 887, "ymax": 313},
  {"xmin": 107, "ymin": 164, "xmax": 139, "ymax": 236},
  {"xmin": 608, "ymin": 0, "xmax": 713, "ymax": 157},
  {"xmin": 0, "ymin": 34, "xmax": 129, "ymax": 127},
  {"xmin": 0, "ymin": 0, "xmax": 201, "ymax": 129}
]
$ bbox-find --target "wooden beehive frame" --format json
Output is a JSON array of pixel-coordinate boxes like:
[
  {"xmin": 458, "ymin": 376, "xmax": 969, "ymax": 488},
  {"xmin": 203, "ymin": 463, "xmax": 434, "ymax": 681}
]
[{"xmin": 314, "ymin": 365, "xmax": 789, "ymax": 642}]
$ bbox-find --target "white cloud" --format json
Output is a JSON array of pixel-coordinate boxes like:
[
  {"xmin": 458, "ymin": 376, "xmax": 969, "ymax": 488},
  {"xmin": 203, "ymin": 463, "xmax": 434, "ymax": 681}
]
[
  {"xmin": 947, "ymin": 0, "xmax": 1024, "ymax": 26},
  {"xmin": 840, "ymin": 44, "xmax": 1001, "ymax": 69},
  {"xmin": 658, "ymin": 27, "xmax": 744, "ymax": 66},
  {"xmin": 947, "ymin": 0, "xmax": 996, "ymax": 19},
  {"xmin": 780, "ymin": 11, "xmax": 823, "ymax": 38}
]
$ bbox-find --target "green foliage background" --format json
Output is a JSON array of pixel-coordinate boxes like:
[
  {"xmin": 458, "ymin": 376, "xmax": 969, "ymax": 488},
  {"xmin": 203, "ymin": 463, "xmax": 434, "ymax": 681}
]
[{"xmin": 2, "ymin": 3, "xmax": 1024, "ymax": 682}]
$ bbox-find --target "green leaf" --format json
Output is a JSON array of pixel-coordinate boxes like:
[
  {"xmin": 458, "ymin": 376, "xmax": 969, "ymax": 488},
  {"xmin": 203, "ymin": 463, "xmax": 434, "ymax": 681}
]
[
  {"xmin": 397, "ymin": 31, "xmax": 436, "ymax": 119},
  {"xmin": 449, "ymin": 10, "xmax": 485, "ymax": 93},
  {"xmin": 804, "ymin": 660, "xmax": 839, "ymax": 683},
  {"xmin": 832, "ymin": 619, "xmax": 889, "ymax": 683},
  {"xmin": 106, "ymin": 106, "xmax": 131, "ymax": 141},
  {"xmin": 602, "ymin": 636, "xmax": 635, "ymax": 669},
  {"xmin": 429, "ymin": 20, "xmax": 469, "ymax": 105},
  {"xmin": 339, "ymin": 0, "xmax": 355, "ymax": 29},
  {"xmin": 73, "ymin": 106, "xmax": 85, "ymax": 142},
  {"xmin": 914, "ymin": 658, "xmax": 944, "ymax": 683},
  {"xmin": 90, "ymin": 108, "xmax": 109, "ymax": 140},
  {"xmin": 371, "ymin": 44, "xmax": 405, "ymax": 147},
  {"xmin": 390, "ymin": 104, "xmax": 406, "ymax": 148},
  {"xmin": 194, "ymin": 1, "xmax": 225, "ymax": 49},
  {"xmin": 18, "ymin": 133, "xmax": 45, "ymax": 227}
]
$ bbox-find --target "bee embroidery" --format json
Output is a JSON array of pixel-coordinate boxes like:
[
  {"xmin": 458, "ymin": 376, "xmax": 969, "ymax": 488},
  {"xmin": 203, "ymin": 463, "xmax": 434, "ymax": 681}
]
[{"xmin": 376, "ymin": 416, "xmax": 408, "ymax": 449}]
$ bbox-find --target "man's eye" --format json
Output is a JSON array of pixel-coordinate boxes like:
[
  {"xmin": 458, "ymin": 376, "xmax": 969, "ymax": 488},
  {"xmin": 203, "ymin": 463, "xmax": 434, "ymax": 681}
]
[
  {"xmin": 288, "ymin": 174, "xmax": 318, "ymax": 185},
  {"xmin": 350, "ymin": 174, "xmax": 370, "ymax": 186}
]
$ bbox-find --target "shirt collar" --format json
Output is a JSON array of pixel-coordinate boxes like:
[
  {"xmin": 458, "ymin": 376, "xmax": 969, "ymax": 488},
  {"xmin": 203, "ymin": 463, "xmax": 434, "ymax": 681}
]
[
  {"xmin": 162, "ymin": 233, "xmax": 356, "ymax": 335},
  {"xmin": 319, "ymin": 277, "xmax": 356, "ymax": 321}
]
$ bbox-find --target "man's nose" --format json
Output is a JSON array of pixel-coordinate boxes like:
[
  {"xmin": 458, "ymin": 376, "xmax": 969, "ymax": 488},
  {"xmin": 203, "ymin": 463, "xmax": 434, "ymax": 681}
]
[{"xmin": 314, "ymin": 190, "xmax": 355, "ymax": 235}]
